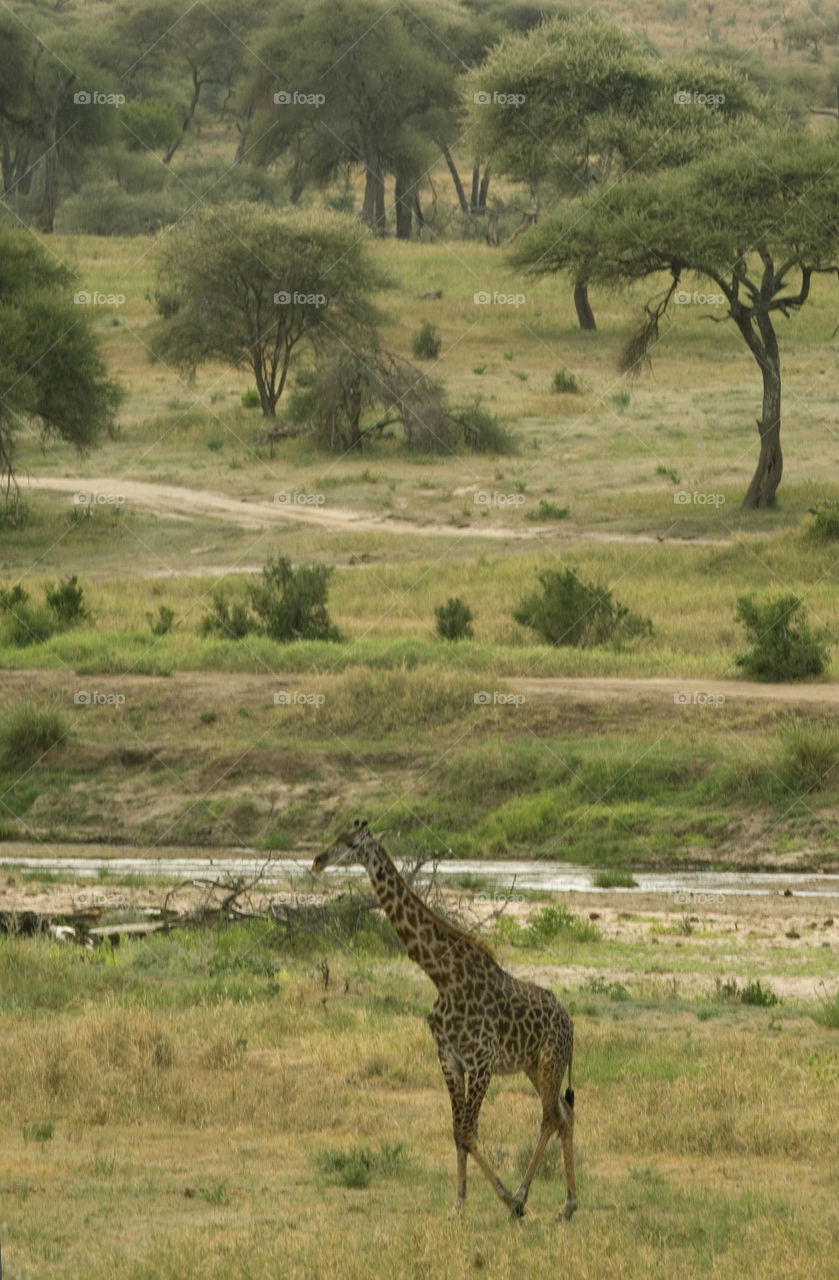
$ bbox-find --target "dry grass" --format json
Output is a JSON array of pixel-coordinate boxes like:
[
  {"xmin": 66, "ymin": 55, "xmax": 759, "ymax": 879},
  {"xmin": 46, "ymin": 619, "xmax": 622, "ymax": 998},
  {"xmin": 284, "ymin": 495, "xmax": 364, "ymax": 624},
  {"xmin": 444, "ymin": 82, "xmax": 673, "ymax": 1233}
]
[{"xmin": 1, "ymin": 928, "xmax": 838, "ymax": 1279}]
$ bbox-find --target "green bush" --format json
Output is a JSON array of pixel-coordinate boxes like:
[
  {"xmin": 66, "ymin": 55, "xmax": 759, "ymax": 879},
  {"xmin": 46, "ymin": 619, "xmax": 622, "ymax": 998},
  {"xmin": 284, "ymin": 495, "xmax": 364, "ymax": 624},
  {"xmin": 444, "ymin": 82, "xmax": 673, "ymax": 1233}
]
[
  {"xmin": 3, "ymin": 605, "xmax": 55, "ymax": 646},
  {"xmin": 411, "ymin": 321, "xmax": 441, "ymax": 360},
  {"xmin": 777, "ymin": 716, "xmax": 839, "ymax": 792},
  {"xmin": 514, "ymin": 567, "xmax": 653, "ymax": 648},
  {"xmin": 806, "ymin": 499, "xmax": 839, "ymax": 541},
  {"xmin": 200, "ymin": 595, "xmax": 254, "ymax": 640},
  {"xmin": 147, "ymin": 605, "xmax": 175, "ymax": 636},
  {"xmin": 552, "ymin": 369, "xmax": 580, "ymax": 394},
  {"xmin": 249, "ymin": 556, "xmax": 342, "ymax": 643},
  {"xmin": 525, "ymin": 499, "xmax": 569, "ymax": 522},
  {"xmin": 45, "ymin": 575, "xmax": 88, "ymax": 626},
  {"xmin": 455, "ymin": 397, "xmax": 516, "ymax": 453},
  {"xmin": 734, "ymin": 594, "xmax": 828, "ymax": 681},
  {"xmin": 315, "ymin": 1142, "xmax": 405, "ymax": 1188},
  {"xmin": 0, "ymin": 701, "xmax": 69, "ymax": 767},
  {"xmin": 435, "ymin": 597, "xmax": 474, "ymax": 641}
]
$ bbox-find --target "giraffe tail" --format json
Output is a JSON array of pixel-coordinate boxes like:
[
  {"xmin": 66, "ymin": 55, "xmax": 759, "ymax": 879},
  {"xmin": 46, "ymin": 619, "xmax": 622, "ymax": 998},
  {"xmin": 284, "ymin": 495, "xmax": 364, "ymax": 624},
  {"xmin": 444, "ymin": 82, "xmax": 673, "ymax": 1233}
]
[{"xmin": 564, "ymin": 1045, "xmax": 574, "ymax": 1109}]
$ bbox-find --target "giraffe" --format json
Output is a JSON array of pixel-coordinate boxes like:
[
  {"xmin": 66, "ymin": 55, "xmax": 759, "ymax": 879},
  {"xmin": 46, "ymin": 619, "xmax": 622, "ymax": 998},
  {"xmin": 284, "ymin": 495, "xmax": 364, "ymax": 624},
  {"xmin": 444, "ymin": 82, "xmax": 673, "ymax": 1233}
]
[{"xmin": 312, "ymin": 820, "xmax": 578, "ymax": 1219}]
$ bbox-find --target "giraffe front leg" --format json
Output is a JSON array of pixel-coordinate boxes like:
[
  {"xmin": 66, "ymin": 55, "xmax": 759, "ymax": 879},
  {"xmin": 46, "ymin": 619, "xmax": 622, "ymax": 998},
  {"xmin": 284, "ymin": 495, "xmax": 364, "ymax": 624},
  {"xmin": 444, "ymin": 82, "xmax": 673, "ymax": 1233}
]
[
  {"xmin": 462, "ymin": 1067, "xmax": 520, "ymax": 1215},
  {"xmin": 432, "ymin": 1030, "xmax": 469, "ymax": 1208}
]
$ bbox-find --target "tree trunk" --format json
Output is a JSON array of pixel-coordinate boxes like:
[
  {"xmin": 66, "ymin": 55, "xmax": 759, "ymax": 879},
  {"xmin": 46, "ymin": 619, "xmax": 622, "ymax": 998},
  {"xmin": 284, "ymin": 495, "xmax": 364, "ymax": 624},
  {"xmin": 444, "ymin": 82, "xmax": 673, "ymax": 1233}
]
[
  {"xmin": 573, "ymin": 277, "xmax": 597, "ymax": 330},
  {"xmin": 163, "ymin": 67, "xmax": 202, "ymax": 165},
  {"xmin": 478, "ymin": 166, "xmax": 490, "ymax": 212},
  {"xmin": 470, "ymin": 164, "xmax": 480, "ymax": 212},
  {"xmin": 394, "ymin": 172, "xmax": 412, "ymax": 240},
  {"xmin": 361, "ymin": 152, "xmax": 386, "ymax": 234},
  {"xmin": 35, "ymin": 69, "xmax": 75, "ymax": 233},
  {"xmin": 441, "ymin": 145, "xmax": 469, "ymax": 214},
  {"xmin": 737, "ymin": 304, "xmax": 783, "ymax": 509},
  {"xmin": 39, "ymin": 117, "xmax": 60, "ymax": 233},
  {"xmin": 2, "ymin": 143, "xmax": 32, "ymax": 195},
  {"xmin": 741, "ymin": 358, "xmax": 783, "ymax": 509}
]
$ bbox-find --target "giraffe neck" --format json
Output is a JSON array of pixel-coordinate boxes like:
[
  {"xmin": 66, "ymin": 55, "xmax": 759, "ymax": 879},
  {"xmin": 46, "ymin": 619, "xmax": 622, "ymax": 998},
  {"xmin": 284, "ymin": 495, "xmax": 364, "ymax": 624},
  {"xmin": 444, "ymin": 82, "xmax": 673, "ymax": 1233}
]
[{"xmin": 363, "ymin": 843, "xmax": 461, "ymax": 988}]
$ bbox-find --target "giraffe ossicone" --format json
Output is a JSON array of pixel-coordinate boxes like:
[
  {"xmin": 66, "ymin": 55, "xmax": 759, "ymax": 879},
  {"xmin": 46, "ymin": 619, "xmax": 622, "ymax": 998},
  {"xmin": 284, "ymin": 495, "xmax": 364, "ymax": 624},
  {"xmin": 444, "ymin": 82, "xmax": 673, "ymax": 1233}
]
[{"xmin": 312, "ymin": 819, "xmax": 578, "ymax": 1219}]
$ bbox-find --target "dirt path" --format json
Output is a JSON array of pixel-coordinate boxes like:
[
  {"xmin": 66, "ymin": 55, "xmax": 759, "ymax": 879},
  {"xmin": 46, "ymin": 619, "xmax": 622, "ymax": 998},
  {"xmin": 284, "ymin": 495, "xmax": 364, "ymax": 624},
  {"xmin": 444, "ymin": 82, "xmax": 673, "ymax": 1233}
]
[{"xmin": 25, "ymin": 476, "xmax": 734, "ymax": 546}]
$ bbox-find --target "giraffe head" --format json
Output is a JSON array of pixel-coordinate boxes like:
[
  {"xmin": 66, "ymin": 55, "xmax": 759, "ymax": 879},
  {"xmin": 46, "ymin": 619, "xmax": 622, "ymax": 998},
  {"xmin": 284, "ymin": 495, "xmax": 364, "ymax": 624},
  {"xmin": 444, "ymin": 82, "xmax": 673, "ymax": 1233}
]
[{"xmin": 312, "ymin": 819, "xmax": 380, "ymax": 873}]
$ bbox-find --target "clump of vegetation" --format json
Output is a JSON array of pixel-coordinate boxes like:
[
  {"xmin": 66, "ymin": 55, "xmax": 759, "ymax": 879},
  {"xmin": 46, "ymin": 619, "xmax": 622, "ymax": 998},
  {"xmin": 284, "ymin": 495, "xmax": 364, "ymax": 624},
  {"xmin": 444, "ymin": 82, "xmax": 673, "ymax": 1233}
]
[
  {"xmin": 45, "ymin": 575, "xmax": 88, "ymax": 626},
  {"xmin": 1, "ymin": 577, "xmax": 89, "ymax": 646},
  {"xmin": 435, "ymin": 597, "xmax": 474, "ymax": 641},
  {"xmin": 734, "ymin": 594, "xmax": 828, "ymax": 681},
  {"xmin": 806, "ymin": 500, "xmax": 839, "ymax": 541},
  {"xmin": 514, "ymin": 567, "xmax": 653, "ymax": 648},
  {"xmin": 201, "ymin": 557, "xmax": 341, "ymax": 644},
  {"xmin": 455, "ymin": 397, "xmax": 516, "ymax": 453},
  {"xmin": 315, "ymin": 1142, "xmax": 406, "ymax": 1189},
  {"xmin": 0, "ymin": 701, "xmax": 69, "ymax": 767},
  {"xmin": 777, "ymin": 716, "xmax": 839, "ymax": 793},
  {"xmin": 525, "ymin": 499, "xmax": 569, "ymax": 523},
  {"xmin": 147, "ymin": 605, "xmax": 175, "ymax": 636},
  {"xmin": 552, "ymin": 369, "xmax": 580, "ymax": 394},
  {"xmin": 813, "ymin": 988, "xmax": 839, "ymax": 1028},
  {"xmin": 411, "ymin": 321, "xmax": 441, "ymax": 360},
  {"xmin": 714, "ymin": 976, "xmax": 780, "ymax": 1006},
  {"xmin": 494, "ymin": 905, "xmax": 600, "ymax": 948},
  {"xmin": 240, "ymin": 388, "xmax": 261, "ymax": 409},
  {"xmin": 593, "ymin": 869, "xmax": 638, "ymax": 888}
]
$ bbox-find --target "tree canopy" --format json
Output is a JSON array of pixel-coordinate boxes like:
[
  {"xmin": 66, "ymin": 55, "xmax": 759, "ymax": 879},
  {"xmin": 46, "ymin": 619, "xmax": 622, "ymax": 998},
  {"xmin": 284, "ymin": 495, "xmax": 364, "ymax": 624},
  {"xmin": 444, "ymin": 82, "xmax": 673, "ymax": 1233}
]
[
  {"xmin": 511, "ymin": 134, "xmax": 839, "ymax": 507},
  {"xmin": 151, "ymin": 204, "xmax": 383, "ymax": 416},
  {"xmin": 0, "ymin": 222, "xmax": 122, "ymax": 519}
]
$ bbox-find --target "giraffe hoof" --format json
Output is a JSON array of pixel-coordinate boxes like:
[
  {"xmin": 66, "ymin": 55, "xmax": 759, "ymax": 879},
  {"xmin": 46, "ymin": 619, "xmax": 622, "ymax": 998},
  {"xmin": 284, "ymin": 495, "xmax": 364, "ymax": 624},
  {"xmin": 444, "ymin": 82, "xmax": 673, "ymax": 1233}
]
[
  {"xmin": 562, "ymin": 1196, "xmax": 578, "ymax": 1221},
  {"xmin": 511, "ymin": 1198, "xmax": 527, "ymax": 1219}
]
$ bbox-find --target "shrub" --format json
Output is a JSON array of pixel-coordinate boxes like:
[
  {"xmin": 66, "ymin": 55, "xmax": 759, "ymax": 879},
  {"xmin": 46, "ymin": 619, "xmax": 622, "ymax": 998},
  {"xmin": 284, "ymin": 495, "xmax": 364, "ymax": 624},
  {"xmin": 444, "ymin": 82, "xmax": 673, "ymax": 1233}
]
[
  {"xmin": 734, "ymin": 594, "xmax": 828, "ymax": 681},
  {"xmin": 411, "ymin": 321, "xmax": 441, "ymax": 360},
  {"xmin": 241, "ymin": 388, "xmax": 261, "ymax": 409},
  {"xmin": 200, "ymin": 595, "xmax": 253, "ymax": 640},
  {"xmin": 248, "ymin": 557, "xmax": 342, "ymax": 643},
  {"xmin": 315, "ymin": 1142, "xmax": 405, "ymax": 1188},
  {"xmin": 525, "ymin": 499, "xmax": 569, "ymax": 522},
  {"xmin": 514, "ymin": 567, "xmax": 653, "ymax": 648},
  {"xmin": 777, "ymin": 716, "xmax": 839, "ymax": 792},
  {"xmin": 435, "ymin": 597, "xmax": 474, "ymax": 641},
  {"xmin": 45, "ymin": 575, "xmax": 88, "ymax": 626},
  {"xmin": 59, "ymin": 184, "xmax": 189, "ymax": 235},
  {"xmin": 0, "ymin": 583, "xmax": 28, "ymax": 613},
  {"xmin": 147, "ymin": 606, "xmax": 175, "ymax": 636},
  {"xmin": 455, "ymin": 397, "xmax": 516, "ymax": 453},
  {"xmin": 806, "ymin": 499, "xmax": 839, "ymax": 541},
  {"xmin": 0, "ymin": 701, "xmax": 69, "ymax": 767},
  {"xmin": 552, "ymin": 369, "xmax": 580, "ymax": 394},
  {"xmin": 3, "ymin": 605, "xmax": 55, "ymax": 647}
]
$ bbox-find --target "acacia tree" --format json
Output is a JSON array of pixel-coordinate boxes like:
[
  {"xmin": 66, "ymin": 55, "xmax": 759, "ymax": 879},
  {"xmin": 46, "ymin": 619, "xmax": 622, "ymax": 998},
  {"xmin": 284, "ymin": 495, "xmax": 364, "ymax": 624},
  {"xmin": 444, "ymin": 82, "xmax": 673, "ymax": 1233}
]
[
  {"xmin": 467, "ymin": 13, "xmax": 769, "ymax": 328},
  {"xmin": 511, "ymin": 135, "xmax": 839, "ymax": 508},
  {"xmin": 151, "ymin": 204, "xmax": 382, "ymax": 416},
  {"xmin": 0, "ymin": 224, "xmax": 122, "ymax": 520},
  {"xmin": 246, "ymin": 0, "xmax": 457, "ymax": 236}
]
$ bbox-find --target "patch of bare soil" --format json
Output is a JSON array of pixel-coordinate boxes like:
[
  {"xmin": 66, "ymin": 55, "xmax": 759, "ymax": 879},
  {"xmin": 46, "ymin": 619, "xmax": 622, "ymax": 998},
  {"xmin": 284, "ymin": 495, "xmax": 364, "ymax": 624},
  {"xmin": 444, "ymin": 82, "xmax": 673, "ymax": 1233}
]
[{"xmin": 25, "ymin": 476, "xmax": 739, "ymax": 546}]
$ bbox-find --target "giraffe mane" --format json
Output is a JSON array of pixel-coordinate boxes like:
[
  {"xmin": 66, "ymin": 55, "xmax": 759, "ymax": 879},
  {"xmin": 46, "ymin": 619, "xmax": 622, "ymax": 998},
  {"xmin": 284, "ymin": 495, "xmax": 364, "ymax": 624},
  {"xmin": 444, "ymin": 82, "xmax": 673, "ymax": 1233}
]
[{"xmin": 376, "ymin": 839, "xmax": 497, "ymax": 961}]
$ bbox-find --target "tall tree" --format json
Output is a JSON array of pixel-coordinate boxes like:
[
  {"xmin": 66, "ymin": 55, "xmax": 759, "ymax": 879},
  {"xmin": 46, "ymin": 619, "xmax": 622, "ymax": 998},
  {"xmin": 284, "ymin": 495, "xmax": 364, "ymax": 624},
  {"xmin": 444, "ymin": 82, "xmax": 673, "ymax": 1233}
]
[
  {"xmin": 510, "ymin": 135, "xmax": 839, "ymax": 509},
  {"xmin": 151, "ymin": 205, "xmax": 382, "ymax": 417},
  {"xmin": 467, "ymin": 14, "xmax": 770, "ymax": 326},
  {"xmin": 246, "ymin": 0, "xmax": 457, "ymax": 237},
  {"xmin": 0, "ymin": 223, "xmax": 122, "ymax": 520}
]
